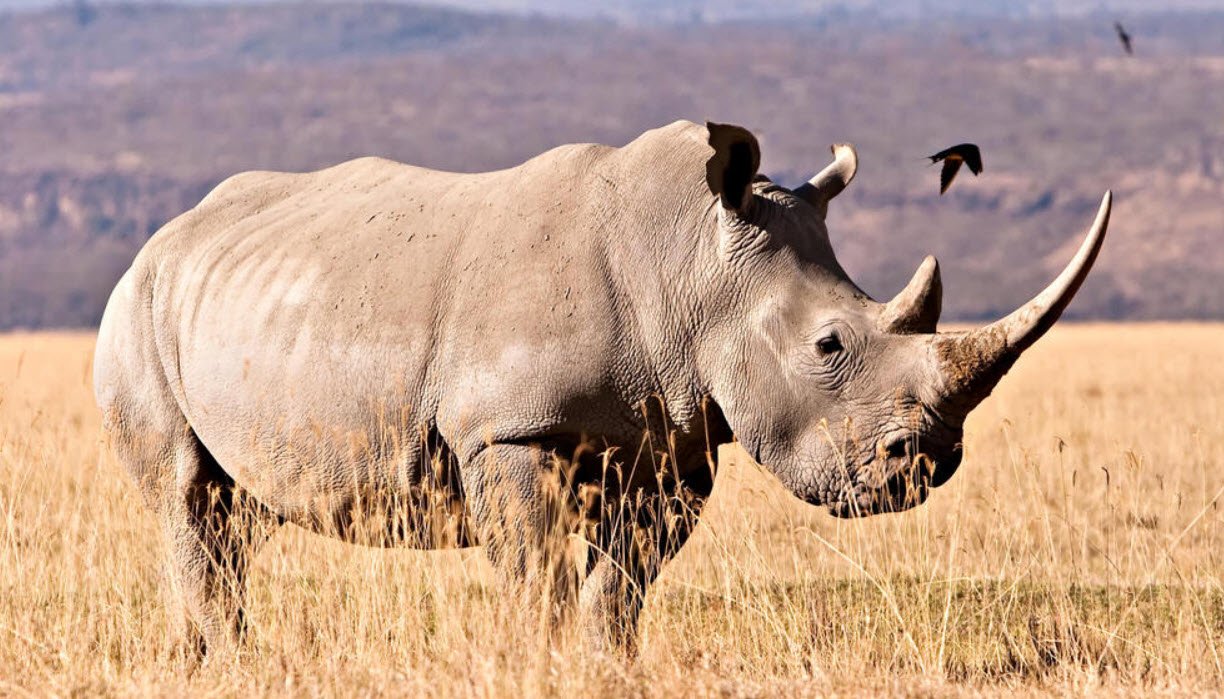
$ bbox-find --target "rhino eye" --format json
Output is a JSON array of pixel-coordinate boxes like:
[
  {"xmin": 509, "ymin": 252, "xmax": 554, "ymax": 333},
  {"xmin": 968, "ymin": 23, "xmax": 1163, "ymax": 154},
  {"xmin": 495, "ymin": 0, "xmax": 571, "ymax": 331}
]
[{"xmin": 816, "ymin": 333, "xmax": 843, "ymax": 355}]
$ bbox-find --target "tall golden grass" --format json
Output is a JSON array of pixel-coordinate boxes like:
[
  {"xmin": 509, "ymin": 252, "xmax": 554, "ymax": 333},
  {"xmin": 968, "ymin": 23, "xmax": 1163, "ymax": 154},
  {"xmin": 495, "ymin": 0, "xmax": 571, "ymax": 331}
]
[{"xmin": 1, "ymin": 325, "xmax": 1221, "ymax": 696}]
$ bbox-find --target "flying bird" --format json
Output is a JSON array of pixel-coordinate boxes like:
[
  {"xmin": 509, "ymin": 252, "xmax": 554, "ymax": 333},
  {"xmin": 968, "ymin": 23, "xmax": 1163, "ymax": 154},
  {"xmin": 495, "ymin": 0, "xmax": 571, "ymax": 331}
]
[
  {"xmin": 1114, "ymin": 21, "xmax": 1133, "ymax": 56},
  {"xmin": 927, "ymin": 143, "xmax": 983, "ymax": 195}
]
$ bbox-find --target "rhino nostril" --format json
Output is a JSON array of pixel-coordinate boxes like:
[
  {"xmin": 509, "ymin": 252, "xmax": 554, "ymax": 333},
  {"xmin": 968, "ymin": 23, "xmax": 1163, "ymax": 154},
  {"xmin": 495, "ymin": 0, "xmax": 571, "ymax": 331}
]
[
  {"xmin": 881, "ymin": 437, "xmax": 939, "ymax": 480},
  {"xmin": 883, "ymin": 437, "xmax": 911, "ymax": 460}
]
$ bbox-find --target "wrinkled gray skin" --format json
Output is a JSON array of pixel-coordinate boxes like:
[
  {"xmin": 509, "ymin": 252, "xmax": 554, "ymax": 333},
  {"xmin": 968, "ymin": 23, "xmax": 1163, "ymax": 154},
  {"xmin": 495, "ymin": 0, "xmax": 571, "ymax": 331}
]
[{"xmin": 93, "ymin": 120, "xmax": 1111, "ymax": 655}]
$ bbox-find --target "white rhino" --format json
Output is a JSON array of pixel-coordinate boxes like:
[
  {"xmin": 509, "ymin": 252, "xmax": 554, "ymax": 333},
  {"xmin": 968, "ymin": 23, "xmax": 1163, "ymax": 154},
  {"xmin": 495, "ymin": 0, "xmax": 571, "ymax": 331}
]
[{"xmin": 93, "ymin": 120, "xmax": 1110, "ymax": 653}]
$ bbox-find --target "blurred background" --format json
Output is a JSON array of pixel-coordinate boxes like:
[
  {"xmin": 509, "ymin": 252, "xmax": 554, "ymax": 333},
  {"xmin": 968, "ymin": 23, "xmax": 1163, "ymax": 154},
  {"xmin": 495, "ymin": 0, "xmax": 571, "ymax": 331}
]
[{"xmin": 1, "ymin": 0, "xmax": 1221, "ymax": 329}]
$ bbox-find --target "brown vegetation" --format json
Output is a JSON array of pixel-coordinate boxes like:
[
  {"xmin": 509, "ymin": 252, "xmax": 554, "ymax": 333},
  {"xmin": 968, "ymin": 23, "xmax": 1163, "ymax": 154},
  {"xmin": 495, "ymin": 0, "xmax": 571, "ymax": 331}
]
[{"xmin": 1, "ymin": 325, "xmax": 1222, "ymax": 694}]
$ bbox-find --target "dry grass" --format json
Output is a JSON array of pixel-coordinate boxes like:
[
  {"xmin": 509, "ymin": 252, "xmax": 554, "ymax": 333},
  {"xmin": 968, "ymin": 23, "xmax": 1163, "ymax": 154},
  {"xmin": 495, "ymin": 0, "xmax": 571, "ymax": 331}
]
[{"xmin": 1, "ymin": 324, "xmax": 1222, "ymax": 696}]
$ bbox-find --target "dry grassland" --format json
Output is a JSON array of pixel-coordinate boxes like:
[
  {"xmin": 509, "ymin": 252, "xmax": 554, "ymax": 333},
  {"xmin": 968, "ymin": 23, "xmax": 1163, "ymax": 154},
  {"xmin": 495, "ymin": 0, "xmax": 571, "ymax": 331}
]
[{"xmin": 1, "ymin": 325, "xmax": 1222, "ymax": 696}]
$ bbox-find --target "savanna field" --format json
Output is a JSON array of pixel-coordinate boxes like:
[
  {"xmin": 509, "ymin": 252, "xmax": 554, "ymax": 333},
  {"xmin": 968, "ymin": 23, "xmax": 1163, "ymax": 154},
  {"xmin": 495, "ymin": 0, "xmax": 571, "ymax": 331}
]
[{"xmin": 1, "ymin": 325, "xmax": 1222, "ymax": 696}]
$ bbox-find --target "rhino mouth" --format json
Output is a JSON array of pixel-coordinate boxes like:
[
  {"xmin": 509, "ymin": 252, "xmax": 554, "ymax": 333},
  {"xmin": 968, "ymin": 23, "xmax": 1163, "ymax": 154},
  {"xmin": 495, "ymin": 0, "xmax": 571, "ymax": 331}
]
[{"xmin": 828, "ymin": 435, "xmax": 961, "ymax": 518}]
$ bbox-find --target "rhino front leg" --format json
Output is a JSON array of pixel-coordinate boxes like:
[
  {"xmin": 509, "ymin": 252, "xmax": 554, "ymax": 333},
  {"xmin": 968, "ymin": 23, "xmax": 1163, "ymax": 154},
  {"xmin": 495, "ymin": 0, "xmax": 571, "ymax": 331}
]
[
  {"xmin": 578, "ymin": 473, "xmax": 710, "ymax": 654},
  {"xmin": 462, "ymin": 443, "xmax": 581, "ymax": 623}
]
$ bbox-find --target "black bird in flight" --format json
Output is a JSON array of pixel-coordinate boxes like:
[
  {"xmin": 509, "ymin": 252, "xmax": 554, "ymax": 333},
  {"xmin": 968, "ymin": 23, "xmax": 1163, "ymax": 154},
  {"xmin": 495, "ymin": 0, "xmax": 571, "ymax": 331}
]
[
  {"xmin": 1115, "ymin": 21, "xmax": 1133, "ymax": 56},
  {"xmin": 927, "ymin": 143, "xmax": 983, "ymax": 195}
]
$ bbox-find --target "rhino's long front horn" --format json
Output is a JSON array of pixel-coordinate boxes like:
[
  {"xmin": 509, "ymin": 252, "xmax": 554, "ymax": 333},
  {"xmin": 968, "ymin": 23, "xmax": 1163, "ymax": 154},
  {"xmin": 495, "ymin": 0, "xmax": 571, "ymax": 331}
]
[
  {"xmin": 794, "ymin": 143, "xmax": 858, "ymax": 218},
  {"xmin": 939, "ymin": 191, "xmax": 1112, "ymax": 398}
]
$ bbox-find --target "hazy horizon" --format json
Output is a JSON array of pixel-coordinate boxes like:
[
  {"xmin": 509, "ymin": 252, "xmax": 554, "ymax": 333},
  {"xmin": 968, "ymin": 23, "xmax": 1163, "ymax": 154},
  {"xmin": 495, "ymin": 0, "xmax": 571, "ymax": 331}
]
[
  {"xmin": 4, "ymin": 0, "xmax": 1224, "ymax": 23},
  {"xmin": 1, "ymin": 1, "xmax": 1222, "ymax": 326}
]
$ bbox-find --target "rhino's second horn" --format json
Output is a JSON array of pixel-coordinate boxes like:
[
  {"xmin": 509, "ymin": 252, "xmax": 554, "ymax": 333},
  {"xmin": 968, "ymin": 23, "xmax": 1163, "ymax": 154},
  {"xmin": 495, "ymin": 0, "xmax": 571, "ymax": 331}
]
[{"xmin": 878, "ymin": 255, "xmax": 942, "ymax": 334}]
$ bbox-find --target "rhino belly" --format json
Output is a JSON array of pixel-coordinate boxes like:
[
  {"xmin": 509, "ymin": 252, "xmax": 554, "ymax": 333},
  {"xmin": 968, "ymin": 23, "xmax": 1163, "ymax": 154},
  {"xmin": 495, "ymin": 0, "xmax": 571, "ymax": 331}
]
[{"xmin": 179, "ymin": 340, "xmax": 470, "ymax": 547}]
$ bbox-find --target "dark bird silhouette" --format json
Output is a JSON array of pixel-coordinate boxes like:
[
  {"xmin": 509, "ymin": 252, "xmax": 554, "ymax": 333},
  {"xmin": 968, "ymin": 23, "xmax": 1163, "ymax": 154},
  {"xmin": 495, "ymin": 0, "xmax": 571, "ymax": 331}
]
[
  {"xmin": 1115, "ymin": 21, "xmax": 1133, "ymax": 56},
  {"xmin": 927, "ymin": 143, "xmax": 983, "ymax": 195}
]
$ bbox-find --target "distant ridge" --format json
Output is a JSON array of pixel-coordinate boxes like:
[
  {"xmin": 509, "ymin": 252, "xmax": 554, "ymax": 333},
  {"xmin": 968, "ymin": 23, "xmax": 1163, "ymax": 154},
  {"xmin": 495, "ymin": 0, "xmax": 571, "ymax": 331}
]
[
  {"xmin": 3, "ymin": 0, "xmax": 1224, "ymax": 22},
  {"xmin": 1, "ymin": 2, "xmax": 1223, "ymax": 327}
]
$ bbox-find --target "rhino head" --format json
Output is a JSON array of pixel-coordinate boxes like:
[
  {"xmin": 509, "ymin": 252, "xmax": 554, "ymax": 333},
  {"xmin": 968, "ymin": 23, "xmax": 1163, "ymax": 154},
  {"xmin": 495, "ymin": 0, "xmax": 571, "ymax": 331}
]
[{"xmin": 699, "ymin": 122, "xmax": 1110, "ymax": 517}]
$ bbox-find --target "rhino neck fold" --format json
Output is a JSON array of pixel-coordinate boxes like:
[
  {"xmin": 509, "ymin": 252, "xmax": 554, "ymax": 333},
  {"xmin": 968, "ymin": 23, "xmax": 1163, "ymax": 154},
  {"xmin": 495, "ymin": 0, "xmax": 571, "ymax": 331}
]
[{"xmin": 596, "ymin": 187, "xmax": 723, "ymax": 431}]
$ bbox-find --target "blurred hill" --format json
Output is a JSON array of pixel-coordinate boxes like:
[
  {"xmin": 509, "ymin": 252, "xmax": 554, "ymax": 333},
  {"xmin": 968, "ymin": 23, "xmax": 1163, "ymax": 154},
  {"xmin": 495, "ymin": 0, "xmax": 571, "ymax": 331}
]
[
  {"xmin": 1, "ymin": 2, "xmax": 1222, "ymax": 327},
  {"xmin": 430, "ymin": 0, "xmax": 1224, "ymax": 23},
  {"xmin": 6, "ymin": 1, "xmax": 1224, "ymax": 22}
]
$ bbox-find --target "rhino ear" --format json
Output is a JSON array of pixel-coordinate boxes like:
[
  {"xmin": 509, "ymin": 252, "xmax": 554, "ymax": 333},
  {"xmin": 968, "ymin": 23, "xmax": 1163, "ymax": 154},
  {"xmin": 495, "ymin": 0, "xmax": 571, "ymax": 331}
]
[
  {"xmin": 705, "ymin": 121, "xmax": 761, "ymax": 213},
  {"xmin": 793, "ymin": 143, "xmax": 858, "ymax": 218}
]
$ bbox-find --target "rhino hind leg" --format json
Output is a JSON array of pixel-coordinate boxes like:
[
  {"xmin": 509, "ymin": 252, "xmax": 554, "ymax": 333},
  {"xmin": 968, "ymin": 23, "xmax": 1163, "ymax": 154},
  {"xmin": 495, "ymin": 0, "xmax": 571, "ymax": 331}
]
[
  {"xmin": 161, "ymin": 434, "xmax": 283, "ymax": 658},
  {"xmin": 100, "ymin": 394, "xmax": 281, "ymax": 657},
  {"xmin": 95, "ymin": 269, "xmax": 283, "ymax": 657}
]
